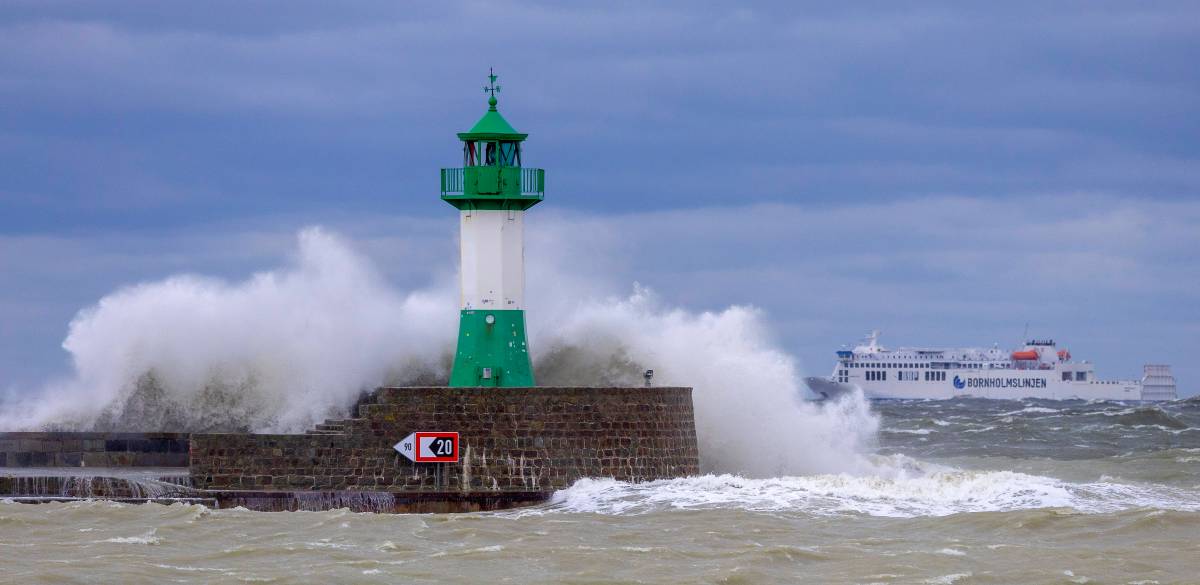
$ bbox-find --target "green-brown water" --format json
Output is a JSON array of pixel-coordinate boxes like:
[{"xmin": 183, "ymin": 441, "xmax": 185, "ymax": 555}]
[{"xmin": 2, "ymin": 397, "xmax": 1198, "ymax": 584}]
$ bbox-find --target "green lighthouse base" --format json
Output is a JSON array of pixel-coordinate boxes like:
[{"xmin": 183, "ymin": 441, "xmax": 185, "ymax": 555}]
[{"xmin": 448, "ymin": 309, "xmax": 535, "ymax": 387}]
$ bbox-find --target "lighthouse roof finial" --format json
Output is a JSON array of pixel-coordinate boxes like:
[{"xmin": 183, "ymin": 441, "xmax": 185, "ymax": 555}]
[
  {"xmin": 483, "ymin": 67, "xmax": 501, "ymax": 110},
  {"xmin": 460, "ymin": 67, "xmax": 526, "ymax": 140}
]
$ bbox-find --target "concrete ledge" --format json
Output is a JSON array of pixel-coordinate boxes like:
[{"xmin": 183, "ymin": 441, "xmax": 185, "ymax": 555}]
[
  {"xmin": 0, "ymin": 467, "xmax": 549, "ymax": 513},
  {"xmin": 205, "ymin": 490, "xmax": 553, "ymax": 513},
  {"xmin": 4, "ymin": 497, "xmax": 219, "ymax": 506}
]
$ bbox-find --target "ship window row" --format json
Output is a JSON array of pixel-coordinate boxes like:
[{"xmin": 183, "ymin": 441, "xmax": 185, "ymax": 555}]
[
  {"xmin": 857, "ymin": 368, "xmax": 950, "ymax": 382},
  {"xmin": 849, "ymin": 362, "xmax": 999, "ymax": 370}
]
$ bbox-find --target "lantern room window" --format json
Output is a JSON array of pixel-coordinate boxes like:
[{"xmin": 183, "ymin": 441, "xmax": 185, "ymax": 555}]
[
  {"xmin": 462, "ymin": 140, "xmax": 522, "ymax": 167},
  {"xmin": 499, "ymin": 141, "xmax": 521, "ymax": 166}
]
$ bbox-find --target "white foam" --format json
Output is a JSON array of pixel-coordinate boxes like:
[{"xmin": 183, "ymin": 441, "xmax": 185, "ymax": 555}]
[
  {"xmin": 1002, "ymin": 407, "xmax": 1060, "ymax": 415},
  {"xmin": 926, "ymin": 573, "xmax": 972, "ymax": 584},
  {"xmin": 962, "ymin": 426, "xmax": 995, "ymax": 434},
  {"xmin": 152, "ymin": 564, "xmax": 229, "ymax": 573},
  {"xmin": 100, "ymin": 530, "xmax": 160, "ymax": 545},
  {"xmin": 544, "ymin": 468, "xmax": 1200, "ymax": 518}
]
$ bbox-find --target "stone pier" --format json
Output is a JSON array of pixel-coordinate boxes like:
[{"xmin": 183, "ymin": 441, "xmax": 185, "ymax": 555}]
[
  {"xmin": 191, "ymin": 386, "xmax": 699, "ymax": 504},
  {"xmin": 2, "ymin": 386, "xmax": 700, "ymax": 512},
  {"xmin": 0, "ymin": 432, "xmax": 189, "ymax": 468}
]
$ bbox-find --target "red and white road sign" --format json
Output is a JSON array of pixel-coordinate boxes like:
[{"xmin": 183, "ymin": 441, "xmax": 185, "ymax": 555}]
[{"xmin": 393, "ymin": 432, "xmax": 459, "ymax": 463}]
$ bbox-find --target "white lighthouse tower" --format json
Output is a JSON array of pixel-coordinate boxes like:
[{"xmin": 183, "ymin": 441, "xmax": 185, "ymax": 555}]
[{"xmin": 440, "ymin": 69, "xmax": 544, "ymax": 387}]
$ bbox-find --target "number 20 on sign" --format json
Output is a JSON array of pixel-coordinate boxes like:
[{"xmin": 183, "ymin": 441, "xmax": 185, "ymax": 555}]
[{"xmin": 393, "ymin": 432, "xmax": 459, "ymax": 463}]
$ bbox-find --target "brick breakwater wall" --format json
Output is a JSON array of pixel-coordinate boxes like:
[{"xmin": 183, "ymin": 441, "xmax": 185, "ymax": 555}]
[
  {"xmin": 0, "ymin": 432, "xmax": 190, "ymax": 467},
  {"xmin": 190, "ymin": 386, "xmax": 700, "ymax": 498}
]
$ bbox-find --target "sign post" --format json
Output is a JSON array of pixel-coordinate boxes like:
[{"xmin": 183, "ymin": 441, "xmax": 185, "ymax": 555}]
[{"xmin": 394, "ymin": 432, "xmax": 460, "ymax": 463}]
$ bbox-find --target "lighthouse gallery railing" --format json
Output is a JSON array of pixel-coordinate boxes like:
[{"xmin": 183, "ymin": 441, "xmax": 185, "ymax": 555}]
[{"xmin": 440, "ymin": 167, "xmax": 544, "ymax": 197}]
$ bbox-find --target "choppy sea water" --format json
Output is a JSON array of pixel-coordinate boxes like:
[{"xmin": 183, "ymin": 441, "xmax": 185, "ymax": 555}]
[{"xmin": 2, "ymin": 397, "xmax": 1198, "ymax": 584}]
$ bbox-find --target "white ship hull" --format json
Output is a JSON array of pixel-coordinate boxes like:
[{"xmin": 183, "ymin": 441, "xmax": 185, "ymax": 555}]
[
  {"xmin": 806, "ymin": 332, "xmax": 1176, "ymax": 402},
  {"xmin": 805, "ymin": 375, "xmax": 1141, "ymax": 401}
]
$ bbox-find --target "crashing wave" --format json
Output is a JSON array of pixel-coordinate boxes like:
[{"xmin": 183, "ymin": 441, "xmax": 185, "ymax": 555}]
[{"xmin": 0, "ymin": 227, "xmax": 879, "ymax": 478}]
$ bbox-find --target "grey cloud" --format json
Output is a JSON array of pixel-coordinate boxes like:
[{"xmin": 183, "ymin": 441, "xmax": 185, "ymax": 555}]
[{"xmin": 1, "ymin": 2, "xmax": 1197, "ymax": 226}]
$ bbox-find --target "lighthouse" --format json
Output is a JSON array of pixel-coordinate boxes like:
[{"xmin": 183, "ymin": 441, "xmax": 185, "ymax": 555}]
[{"xmin": 441, "ymin": 69, "xmax": 544, "ymax": 387}]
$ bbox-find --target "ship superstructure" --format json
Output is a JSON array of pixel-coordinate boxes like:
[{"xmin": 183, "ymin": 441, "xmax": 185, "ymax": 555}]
[{"xmin": 805, "ymin": 331, "xmax": 1177, "ymax": 401}]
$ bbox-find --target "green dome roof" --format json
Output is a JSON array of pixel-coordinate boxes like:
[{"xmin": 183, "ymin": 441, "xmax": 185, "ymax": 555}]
[{"xmin": 458, "ymin": 98, "xmax": 528, "ymax": 141}]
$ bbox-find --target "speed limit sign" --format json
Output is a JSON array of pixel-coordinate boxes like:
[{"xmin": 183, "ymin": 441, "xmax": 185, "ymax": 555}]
[{"xmin": 394, "ymin": 432, "xmax": 459, "ymax": 463}]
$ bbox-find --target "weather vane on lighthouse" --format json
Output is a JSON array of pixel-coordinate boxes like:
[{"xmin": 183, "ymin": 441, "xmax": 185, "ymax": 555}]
[
  {"xmin": 483, "ymin": 67, "xmax": 501, "ymax": 100},
  {"xmin": 440, "ymin": 69, "xmax": 545, "ymax": 387}
]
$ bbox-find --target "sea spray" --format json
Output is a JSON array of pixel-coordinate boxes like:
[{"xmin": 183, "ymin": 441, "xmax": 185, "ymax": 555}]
[
  {"xmin": 529, "ymin": 288, "xmax": 880, "ymax": 476},
  {"xmin": 1, "ymin": 227, "xmax": 879, "ymax": 477},
  {"xmin": 0, "ymin": 228, "xmax": 457, "ymax": 433}
]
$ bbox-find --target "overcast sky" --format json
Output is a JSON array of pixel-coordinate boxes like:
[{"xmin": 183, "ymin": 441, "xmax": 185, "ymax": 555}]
[{"xmin": 1, "ymin": 1, "xmax": 1198, "ymax": 395}]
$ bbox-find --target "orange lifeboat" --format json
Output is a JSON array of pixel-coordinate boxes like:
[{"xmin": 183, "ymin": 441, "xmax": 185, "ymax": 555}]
[
  {"xmin": 1057, "ymin": 349, "xmax": 1071, "ymax": 361},
  {"xmin": 1011, "ymin": 350, "xmax": 1039, "ymax": 360}
]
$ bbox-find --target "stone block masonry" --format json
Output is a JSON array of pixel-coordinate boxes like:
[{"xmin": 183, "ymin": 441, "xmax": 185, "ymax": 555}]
[
  {"xmin": 190, "ymin": 386, "xmax": 700, "ymax": 495},
  {"xmin": 0, "ymin": 432, "xmax": 190, "ymax": 468}
]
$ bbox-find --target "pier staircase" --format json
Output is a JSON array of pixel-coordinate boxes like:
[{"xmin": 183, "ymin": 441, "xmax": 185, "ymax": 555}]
[
  {"xmin": 302, "ymin": 389, "xmax": 384, "ymax": 436},
  {"xmin": 305, "ymin": 420, "xmax": 352, "ymax": 436}
]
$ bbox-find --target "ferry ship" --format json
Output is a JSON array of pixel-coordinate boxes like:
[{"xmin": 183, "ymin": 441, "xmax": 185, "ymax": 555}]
[{"xmin": 806, "ymin": 331, "xmax": 1177, "ymax": 401}]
